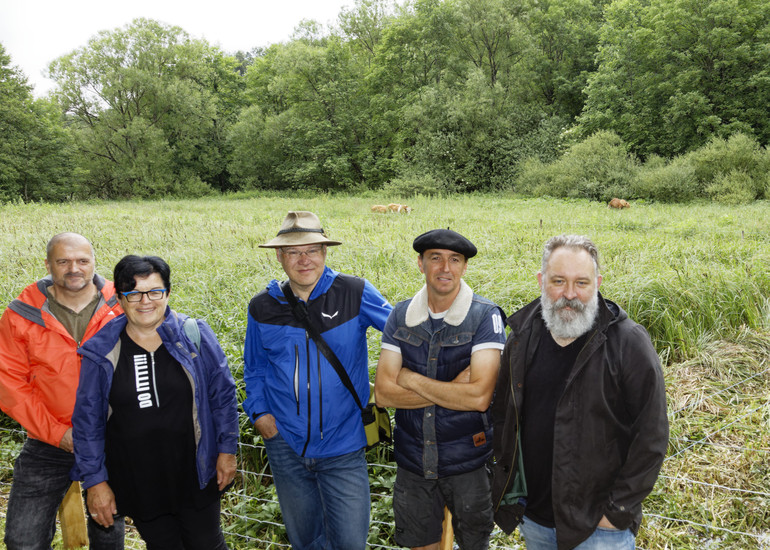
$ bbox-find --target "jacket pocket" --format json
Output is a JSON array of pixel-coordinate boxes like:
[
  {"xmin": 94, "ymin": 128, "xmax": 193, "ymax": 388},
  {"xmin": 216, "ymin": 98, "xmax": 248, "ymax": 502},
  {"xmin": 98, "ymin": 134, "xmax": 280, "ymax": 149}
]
[
  {"xmin": 393, "ymin": 327, "xmax": 426, "ymax": 347},
  {"xmin": 441, "ymin": 331, "xmax": 473, "ymax": 347}
]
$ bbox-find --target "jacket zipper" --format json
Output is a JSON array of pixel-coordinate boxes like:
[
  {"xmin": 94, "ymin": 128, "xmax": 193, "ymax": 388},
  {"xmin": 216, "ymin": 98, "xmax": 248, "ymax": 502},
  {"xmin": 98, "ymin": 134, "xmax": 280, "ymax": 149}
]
[
  {"xmin": 560, "ymin": 329, "xmax": 599, "ymax": 396},
  {"xmin": 318, "ymin": 345, "xmax": 323, "ymax": 440},
  {"xmin": 293, "ymin": 344, "xmax": 300, "ymax": 415},
  {"xmin": 301, "ymin": 331, "xmax": 311, "ymax": 456},
  {"xmin": 149, "ymin": 351, "xmax": 160, "ymax": 407}
]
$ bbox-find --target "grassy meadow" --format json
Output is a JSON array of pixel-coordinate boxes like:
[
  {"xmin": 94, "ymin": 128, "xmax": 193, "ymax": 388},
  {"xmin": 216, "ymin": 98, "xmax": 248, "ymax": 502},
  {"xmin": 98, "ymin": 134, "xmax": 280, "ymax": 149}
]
[{"xmin": 0, "ymin": 193, "xmax": 768, "ymax": 549}]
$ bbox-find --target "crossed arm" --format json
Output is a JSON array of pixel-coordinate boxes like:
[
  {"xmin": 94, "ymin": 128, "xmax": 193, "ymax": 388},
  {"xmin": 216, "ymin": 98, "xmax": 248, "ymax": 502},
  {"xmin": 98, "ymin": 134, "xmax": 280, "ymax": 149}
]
[{"xmin": 374, "ymin": 348, "xmax": 501, "ymax": 412}]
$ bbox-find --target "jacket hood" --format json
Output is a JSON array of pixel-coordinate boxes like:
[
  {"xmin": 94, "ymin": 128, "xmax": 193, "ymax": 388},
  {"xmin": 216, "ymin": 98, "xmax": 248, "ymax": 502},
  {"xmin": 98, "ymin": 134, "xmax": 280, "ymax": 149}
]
[
  {"xmin": 507, "ymin": 292, "xmax": 626, "ymax": 337},
  {"xmin": 266, "ymin": 265, "xmax": 339, "ymax": 302}
]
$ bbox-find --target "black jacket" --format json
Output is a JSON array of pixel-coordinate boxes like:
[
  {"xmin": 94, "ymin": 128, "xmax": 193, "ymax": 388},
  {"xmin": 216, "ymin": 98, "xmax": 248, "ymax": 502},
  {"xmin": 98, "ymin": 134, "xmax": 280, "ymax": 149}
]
[{"xmin": 491, "ymin": 294, "xmax": 668, "ymax": 550}]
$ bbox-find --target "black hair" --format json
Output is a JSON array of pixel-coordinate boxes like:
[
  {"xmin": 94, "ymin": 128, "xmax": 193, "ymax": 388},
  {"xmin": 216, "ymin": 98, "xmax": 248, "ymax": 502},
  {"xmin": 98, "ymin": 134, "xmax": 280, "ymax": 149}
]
[{"xmin": 113, "ymin": 255, "xmax": 171, "ymax": 294}]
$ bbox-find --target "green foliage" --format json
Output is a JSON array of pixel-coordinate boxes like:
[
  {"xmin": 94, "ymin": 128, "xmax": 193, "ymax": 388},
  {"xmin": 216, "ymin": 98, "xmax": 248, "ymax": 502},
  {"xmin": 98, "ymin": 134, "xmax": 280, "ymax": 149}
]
[
  {"xmin": 445, "ymin": 0, "xmax": 530, "ymax": 88},
  {"xmin": 398, "ymin": 72, "xmax": 565, "ymax": 191},
  {"xmin": 226, "ymin": 105, "xmax": 271, "ymax": 190},
  {"xmin": 6, "ymin": 0, "xmax": 770, "ymax": 201},
  {"xmin": 382, "ymin": 172, "xmax": 451, "ymax": 196},
  {"xmin": 706, "ymin": 169, "xmax": 757, "ymax": 204},
  {"xmin": 48, "ymin": 19, "xmax": 242, "ymax": 198},
  {"xmin": 0, "ymin": 44, "xmax": 78, "ymax": 203},
  {"xmin": 515, "ymin": 130, "xmax": 638, "ymax": 200},
  {"xmin": 519, "ymin": 0, "xmax": 605, "ymax": 119},
  {"xmin": 633, "ymin": 155, "xmax": 700, "ymax": 202},
  {"xmin": 578, "ymin": 0, "xmax": 770, "ymax": 158},
  {"xmin": 238, "ymin": 34, "xmax": 396, "ymax": 191},
  {"xmin": 516, "ymin": 131, "xmax": 770, "ymax": 204},
  {"xmin": 680, "ymin": 132, "xmax": 770, "ymax": 200}
]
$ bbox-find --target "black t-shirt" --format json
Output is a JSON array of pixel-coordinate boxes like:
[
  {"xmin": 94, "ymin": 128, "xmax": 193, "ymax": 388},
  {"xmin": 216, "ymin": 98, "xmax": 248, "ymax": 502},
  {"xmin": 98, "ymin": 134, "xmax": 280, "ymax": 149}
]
[
  {"xmin": 105, "ymin": 330, "xmax": 216, "ymax": 520},
  {"xmin": 521, "ymin": 331, "xmax": 587, "ymax": 527}
]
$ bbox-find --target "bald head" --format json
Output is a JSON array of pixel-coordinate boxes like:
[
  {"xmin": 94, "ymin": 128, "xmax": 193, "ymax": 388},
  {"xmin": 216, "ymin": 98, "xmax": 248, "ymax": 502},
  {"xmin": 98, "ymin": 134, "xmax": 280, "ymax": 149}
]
[
  {"xmin": 46, "ymin": 233, "xmax": 94, "ymax": 262},
  {"xmin": 45, "ymin": 233, "xmax": 97, "ymax": 299}
]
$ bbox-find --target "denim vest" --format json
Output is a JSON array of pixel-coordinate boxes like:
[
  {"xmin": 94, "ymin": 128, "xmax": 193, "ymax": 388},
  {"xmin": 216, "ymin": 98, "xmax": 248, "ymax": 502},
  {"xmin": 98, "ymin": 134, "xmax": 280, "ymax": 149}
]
[{"xmin": 392, "ymin": 294, "xmax": 498, "ymax": 479}]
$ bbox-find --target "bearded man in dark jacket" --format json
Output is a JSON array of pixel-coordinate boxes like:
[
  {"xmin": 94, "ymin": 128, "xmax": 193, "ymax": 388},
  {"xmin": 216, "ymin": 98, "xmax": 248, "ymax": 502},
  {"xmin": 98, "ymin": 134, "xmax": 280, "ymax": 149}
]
[{"xmin": 491, "ymin": 234, "xmax": 668, "ymax": 550}]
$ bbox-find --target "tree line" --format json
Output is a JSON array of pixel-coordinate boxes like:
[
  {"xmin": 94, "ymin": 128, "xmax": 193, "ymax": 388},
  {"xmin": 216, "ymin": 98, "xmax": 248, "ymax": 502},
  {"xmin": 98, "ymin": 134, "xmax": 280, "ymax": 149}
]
[{"xmin": 1, "ymin": 0, "xmax": 769, "ymax": 203}]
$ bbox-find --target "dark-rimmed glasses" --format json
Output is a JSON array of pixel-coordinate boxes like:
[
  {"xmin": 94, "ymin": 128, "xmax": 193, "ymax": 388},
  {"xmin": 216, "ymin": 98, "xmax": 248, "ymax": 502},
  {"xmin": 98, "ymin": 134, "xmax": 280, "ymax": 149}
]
[{"xmin": 120, "ymin": 289, "xmax": 167, "ymax": 302}]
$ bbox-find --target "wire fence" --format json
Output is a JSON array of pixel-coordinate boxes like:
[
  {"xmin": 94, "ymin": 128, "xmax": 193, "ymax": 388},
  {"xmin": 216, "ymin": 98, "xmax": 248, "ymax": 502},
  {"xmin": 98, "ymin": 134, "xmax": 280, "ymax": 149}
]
[{"xmin": 0, "ymin": 358, "xmax": 768, "ymax": 549}]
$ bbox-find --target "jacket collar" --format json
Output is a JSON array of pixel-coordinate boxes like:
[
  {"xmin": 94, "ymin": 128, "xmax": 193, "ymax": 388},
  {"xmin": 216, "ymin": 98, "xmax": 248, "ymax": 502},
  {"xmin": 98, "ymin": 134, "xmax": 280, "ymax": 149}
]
[
  {"xmin": 405, "ymin": 279, "xmax": 473, "ymax": 327},
  {"xmin": 79, "ymin": 305, "xmax": 178, "ymax": 358}
]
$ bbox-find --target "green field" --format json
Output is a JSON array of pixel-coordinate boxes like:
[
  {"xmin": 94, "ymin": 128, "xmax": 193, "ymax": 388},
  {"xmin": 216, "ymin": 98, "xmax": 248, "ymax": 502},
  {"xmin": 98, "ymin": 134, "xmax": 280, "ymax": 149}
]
[{"xmin": 1, "ymin": 193, "xmax": 768, "ymax": 548}]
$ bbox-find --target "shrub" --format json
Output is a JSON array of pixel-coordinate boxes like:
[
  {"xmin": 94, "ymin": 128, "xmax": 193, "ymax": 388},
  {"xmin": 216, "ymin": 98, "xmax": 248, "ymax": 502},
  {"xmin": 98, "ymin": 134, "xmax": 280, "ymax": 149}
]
[
  {"xmin": 680, "ymin": 133, "xmax": 769, "ymax": 199},
  {"xmin": 514, "ymin": 131, "xmax": 638, "ymax": 201},
  {"xmin": 382, "ymin": 173, "xmax": 455, "ymax": 196},
  {"xmin": 706, "ymin": 169, "xmax": 757, "ymax": 204},
  {"xmin": 634, "ymin": 155, "xmax": 699, "ymax": 202}
]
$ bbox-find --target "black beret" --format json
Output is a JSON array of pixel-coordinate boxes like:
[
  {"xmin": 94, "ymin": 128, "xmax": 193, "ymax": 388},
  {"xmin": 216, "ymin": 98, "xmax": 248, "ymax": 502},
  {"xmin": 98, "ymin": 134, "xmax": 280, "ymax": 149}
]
[{"xmin": 412, "ymin": 229, "xmax": 477, "ymax": 259}]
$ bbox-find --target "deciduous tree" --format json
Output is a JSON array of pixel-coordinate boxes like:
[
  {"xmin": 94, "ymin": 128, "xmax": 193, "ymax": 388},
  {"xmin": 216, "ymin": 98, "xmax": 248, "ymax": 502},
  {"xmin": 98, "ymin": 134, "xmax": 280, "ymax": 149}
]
[
  {"xmin": 578, "ymin": 0, "xmax": 770, "ymax": 157},
  {"xmin": 49, "ymin": 18, "xmax": 241, "ymax": 198},
  {"xmin": 0, "ymin": 44, "xmax": 76, "ymax": 202}
]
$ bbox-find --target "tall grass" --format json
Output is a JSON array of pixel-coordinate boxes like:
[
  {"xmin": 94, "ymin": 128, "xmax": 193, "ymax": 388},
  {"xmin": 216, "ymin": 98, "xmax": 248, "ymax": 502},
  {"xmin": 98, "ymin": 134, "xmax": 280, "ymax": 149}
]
[{"xmin": 0, "ymin": 194, "xmax": 768, "ymax": 548}]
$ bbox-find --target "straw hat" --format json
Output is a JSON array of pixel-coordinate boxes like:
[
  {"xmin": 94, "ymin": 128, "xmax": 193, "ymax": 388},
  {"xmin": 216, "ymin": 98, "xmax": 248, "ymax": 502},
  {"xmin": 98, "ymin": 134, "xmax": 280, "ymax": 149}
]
[{"xmin": 259, "ymin": 211, "xmax": 342, "ymax": 248}]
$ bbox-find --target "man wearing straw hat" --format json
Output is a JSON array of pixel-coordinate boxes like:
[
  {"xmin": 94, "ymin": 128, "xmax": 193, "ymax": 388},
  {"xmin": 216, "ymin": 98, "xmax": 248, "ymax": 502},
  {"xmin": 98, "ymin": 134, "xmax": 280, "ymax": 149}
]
[
  {"xmin": 0, "ymin": 232, "xmax": 125, "ymax": 549},
  {"xmin": 243, "ymin": 211, "xmax": 392, "ymax": 550},
  {"xmin": 375, "ymin": 228, "xmax": 506, "ymax": 550}
]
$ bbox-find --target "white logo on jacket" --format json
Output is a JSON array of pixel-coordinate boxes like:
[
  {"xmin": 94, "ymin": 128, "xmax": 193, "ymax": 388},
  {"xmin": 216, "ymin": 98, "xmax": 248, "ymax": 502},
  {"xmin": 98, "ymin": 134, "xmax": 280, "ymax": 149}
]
[{"xmin": 134, "ymin": 354, "xmax": 154, "ymax": 408}]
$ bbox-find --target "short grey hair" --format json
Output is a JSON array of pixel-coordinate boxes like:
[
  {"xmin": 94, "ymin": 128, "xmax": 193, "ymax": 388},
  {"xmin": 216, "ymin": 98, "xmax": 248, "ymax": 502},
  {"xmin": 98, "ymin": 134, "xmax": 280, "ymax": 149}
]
[{"xmin": 541, "ymin": 234, "xmax": 600, "ymax": 277}]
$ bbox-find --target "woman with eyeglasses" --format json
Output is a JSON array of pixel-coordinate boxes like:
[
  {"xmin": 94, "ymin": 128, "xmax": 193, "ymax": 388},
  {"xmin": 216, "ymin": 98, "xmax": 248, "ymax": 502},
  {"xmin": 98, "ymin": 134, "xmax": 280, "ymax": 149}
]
[{"xmin": 71, "ymin": 255, "xmax": 238, "ymax": 550}]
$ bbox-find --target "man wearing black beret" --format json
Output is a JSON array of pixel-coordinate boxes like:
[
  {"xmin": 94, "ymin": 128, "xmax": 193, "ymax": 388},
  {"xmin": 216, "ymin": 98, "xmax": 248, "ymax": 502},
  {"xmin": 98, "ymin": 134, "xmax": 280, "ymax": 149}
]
[{"xmin": 375, "ymin": 228, "xmax": 506, "ymax": 550}]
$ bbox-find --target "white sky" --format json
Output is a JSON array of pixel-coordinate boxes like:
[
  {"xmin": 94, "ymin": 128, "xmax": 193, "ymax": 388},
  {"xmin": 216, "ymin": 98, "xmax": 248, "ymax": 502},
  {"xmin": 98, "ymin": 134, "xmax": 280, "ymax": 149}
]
[{"xmin": 0, "ymin": 0, "xmax": 355, "ymax": 97}]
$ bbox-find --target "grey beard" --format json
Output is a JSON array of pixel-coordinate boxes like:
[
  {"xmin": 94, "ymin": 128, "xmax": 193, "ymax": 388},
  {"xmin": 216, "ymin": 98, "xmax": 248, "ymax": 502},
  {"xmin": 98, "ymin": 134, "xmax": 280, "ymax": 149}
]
[{"xmin": 540, "ymin": 291, "xmax": 599, "ymax": 340}]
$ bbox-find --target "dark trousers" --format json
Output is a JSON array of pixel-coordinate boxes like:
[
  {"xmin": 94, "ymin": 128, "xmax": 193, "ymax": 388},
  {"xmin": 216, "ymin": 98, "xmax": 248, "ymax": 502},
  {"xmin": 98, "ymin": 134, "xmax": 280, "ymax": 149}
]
[
  {"xmin": 4, "ymin": 437, "xmax": 125, "ymax": 550},
  {"xmin": 131, "ymin": 495, "xmax": 228, "ymax": 550}
]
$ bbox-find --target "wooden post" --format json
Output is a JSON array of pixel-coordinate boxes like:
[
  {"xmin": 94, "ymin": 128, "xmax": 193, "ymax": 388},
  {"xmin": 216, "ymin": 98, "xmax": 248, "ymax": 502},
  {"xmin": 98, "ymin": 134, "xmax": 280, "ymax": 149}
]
[
  {"xmin": 58, "ymin": 481, "xmax": 88, "ymax": 549},
  {"xmin": 439, "ymin": 506, "xmax": 454, "ymax": 550}
]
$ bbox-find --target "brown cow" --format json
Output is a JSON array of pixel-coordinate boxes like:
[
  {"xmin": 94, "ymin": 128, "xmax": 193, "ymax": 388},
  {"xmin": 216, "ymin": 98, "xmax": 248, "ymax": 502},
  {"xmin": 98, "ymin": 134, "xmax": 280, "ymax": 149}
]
[
  {"xmin": 387, "ymin": 203, "xmax": 413, "ymax": 213},
  {"xmin": 608, "ymin": 198, "xmax": 630, "ymax": 209}
]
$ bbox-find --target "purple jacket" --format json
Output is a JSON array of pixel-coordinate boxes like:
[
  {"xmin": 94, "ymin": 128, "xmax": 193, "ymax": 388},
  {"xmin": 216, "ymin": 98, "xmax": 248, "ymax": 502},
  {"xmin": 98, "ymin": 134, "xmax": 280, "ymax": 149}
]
[{"xmin": 72, "ymin": 308, "xmax": 238, "ymax": 490}]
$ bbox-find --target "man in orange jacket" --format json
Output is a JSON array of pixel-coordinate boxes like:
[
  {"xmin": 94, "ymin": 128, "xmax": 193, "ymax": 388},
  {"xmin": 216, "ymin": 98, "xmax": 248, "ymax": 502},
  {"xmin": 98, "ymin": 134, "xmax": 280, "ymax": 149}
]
[{"xmin": 0, "ymin": 233, "xmax": 126, "ymax": 549}]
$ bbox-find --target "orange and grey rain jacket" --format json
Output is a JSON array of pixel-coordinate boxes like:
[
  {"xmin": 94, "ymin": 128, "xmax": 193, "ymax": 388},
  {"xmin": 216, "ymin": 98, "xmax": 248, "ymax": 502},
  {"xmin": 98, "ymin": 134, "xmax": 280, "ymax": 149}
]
[{"xmin": 0, "ymin": 275, "xmax": 121, "ymax": 447}]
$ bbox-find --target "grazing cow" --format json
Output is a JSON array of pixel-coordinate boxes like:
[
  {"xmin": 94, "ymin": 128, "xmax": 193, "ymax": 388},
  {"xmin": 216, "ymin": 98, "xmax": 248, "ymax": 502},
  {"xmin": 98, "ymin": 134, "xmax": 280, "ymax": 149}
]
[
  {"xmin": 387, "ymin": 203, "xmax": 413, "ymax": 213},
  {"xmin": 371, "ymin": 205, "xmax": 388, "ymax": 213},
  {"xmin": 608, "ymin": 198, "xmax": 630, "ymax": 209}
]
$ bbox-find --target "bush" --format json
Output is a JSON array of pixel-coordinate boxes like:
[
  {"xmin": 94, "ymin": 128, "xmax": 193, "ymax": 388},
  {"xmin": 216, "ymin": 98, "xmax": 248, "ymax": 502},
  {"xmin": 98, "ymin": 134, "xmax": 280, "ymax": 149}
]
[
  {"xmin": 382, "ymin": 173, "xmax": 455, "ymax": 196},
  {"xmin": 514, "ymin": 131, "xmax": 638, "ymax": 201},
  {"xmin": 680, "ymin": 133, "xmax": 769, "ymax": 199},
  {"xmin": 706, "ymin": 169, "xmax": 757, "ymax": 204},
  {"xmin": 633, "ymin": 155, "xmax": 699, "ymax": 202}
]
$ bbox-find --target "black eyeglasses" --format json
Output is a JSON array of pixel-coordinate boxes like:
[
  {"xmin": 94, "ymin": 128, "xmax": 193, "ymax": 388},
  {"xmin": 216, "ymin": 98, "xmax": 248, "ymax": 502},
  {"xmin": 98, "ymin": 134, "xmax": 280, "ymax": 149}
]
[{"xmin": 120, "ymin": 289, "xmax": 167, "ymax": 302}]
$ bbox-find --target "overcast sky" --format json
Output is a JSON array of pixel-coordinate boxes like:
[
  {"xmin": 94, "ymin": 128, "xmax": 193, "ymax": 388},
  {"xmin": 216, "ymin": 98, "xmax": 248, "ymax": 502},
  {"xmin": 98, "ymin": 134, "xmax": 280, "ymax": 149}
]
[{"xmin": 0, "ymin": 0, "xmax": 355, "ymax": 97}]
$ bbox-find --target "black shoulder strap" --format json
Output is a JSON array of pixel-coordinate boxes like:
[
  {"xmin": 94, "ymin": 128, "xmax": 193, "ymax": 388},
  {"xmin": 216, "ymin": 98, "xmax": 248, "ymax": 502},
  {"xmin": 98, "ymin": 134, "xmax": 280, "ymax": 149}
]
[{"xmin": 280, "ymin": 281, "xmax": 364, "ymax": 411}]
